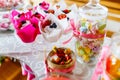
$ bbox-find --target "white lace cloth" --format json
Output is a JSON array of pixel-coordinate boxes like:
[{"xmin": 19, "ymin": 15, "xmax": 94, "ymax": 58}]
[
  {"xmin": 0, "ymin": 31, "xmax": 95, "ymax": 80},
  {"xmin": 0, "ymin": 19, "xmax": 118, "ymax": 79}
]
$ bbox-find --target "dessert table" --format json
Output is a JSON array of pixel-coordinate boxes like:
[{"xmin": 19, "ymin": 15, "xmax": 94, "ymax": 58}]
[{"xmin": 0, "ymin": 19, "xmax": 120, "ymax": 80}]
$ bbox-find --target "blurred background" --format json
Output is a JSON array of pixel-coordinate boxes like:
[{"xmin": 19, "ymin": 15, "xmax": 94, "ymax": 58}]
[{"xmin": 29, "ymin": 0, "xmax": 120, "ymax": 22}]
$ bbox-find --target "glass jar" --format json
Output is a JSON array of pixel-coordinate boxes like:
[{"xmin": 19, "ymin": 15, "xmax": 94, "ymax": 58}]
[
  {"xmin": 75, "ymin": 0, "xmax": 108, "ymax": 64},
  {"xmin": 45, "ymin": 46, "xmax": 76, "ymax": 73},
  {"xmin": 103, "ymin": 33, "xmax": 120, "ymax": 80}
]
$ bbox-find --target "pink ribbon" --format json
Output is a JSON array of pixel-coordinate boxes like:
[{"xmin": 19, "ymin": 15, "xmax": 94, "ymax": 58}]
[
  {"xmin": 11, "ymin": 10, "xmax": 45, "ymax": 43},
  {"xmin": 91, "ymin": 46, "xmax": 110, "ymax": 80},
  {"xmin": 63, "ymin": 19, "xmax": 105, "ymax": 44},
  {"xmin": 22, "ymin": 63, "xmax": 35, "ymax": 80}
]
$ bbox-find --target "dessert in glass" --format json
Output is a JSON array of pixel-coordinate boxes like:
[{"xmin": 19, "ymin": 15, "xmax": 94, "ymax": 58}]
[
  {"xmin": 45, "ymin": 46, "xmax": 76, "ymax": 73},
  {"xmin": 11, "ymin": 10, "xmax": 42, "ymax": 43},
  {"xmin": 0, "ymin": 56, "xmax": 35, "ymax": 80},
  {"xmin": 75, "ymin": 0, "xmax": 108, "ymax": 64}
]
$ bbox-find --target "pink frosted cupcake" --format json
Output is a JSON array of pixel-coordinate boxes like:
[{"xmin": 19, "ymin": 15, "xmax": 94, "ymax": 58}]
[{"xmin": 11, "ymin": 10, "xmax": 42, "ymax": 43}]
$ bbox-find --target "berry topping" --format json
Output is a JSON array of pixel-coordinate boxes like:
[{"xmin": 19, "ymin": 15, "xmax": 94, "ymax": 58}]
[
  {"xmin": 21, "ymin": 20, "xmax": 26, "ymax": 24},
  {"xmin": 18, "ymin": 13, "xmax": 25, "ymax": 17},
  {"xmin": 44, "ymin": 10, "xmax": 48, "ymax": 13},
  {"xmin": 52, "ymin": 23, "xmax": 57, "ymax": 28},
  {"xmin": 48, "ymin": 10, "xmax": 55, "ymax": 14},
  {"xmin": 42, "ymin": 20, "xmax": 51, "ymax": 28},
  {"xmin": 67, "ymin": 17, "xmax": 69, "ymax": 21},
  {"xmin": 18, "ymin": 14, "xmax": 21, "ymax": 17},
  {"xmin": 44, "ymin": 10, "xmax": 55, "ymax": 14},
  {"xmin": 34, "ymin": 12, "xmax": 41, "ymax": 18},
  {"xmin": 49, "ymin": 23, "xmax": 57, "ymax": 28},
  {"xmin": 56, "ymin": 5, "xmax": 60, "ymax": 9},
  {"xmin": 62, "ymin": 9, "xmax": 71, "ymax": 14},
  {"xmin": 49, "ymin": 47, "xmax": 72, "ymax": 65},
  {"xmin": 39, "ymin": 3, "xmax": 42, "ymax": 5},
  {"xmin": 58, "ymin": 14, "xmax": 66, "ymax": 20},
  {"xmin": 34, "ymin": 12, "xmax": 39, "ymax": 15}
]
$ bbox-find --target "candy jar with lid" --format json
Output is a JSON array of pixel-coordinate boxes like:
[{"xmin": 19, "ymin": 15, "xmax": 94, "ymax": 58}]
[{"xmin": 75, "ymin": 0, "xmax": 108, "ymax": 64}]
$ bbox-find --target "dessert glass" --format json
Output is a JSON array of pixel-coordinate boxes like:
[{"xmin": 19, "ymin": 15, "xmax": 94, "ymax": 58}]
[{"xmin": 45, "ymin": 47, "xmax": 76, "ymax": 73}]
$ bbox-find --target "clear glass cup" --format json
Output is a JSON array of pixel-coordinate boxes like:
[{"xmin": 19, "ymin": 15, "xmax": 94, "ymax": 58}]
[
  {"xmin": 102, "ymin": 33, "xmax": 120, "ymax": 80},
  {"xmin": 75, "ymin": 0, "xmax": 108, "ymax": 65},
  {"xmin": 45, "ymin": 46, "xmax": 76, "ymax": 73}
]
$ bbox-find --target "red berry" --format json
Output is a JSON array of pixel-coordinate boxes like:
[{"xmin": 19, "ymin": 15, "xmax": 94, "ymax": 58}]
[
  {"xmin": 48, "ymin": 10, "xmax": 55, "ymax": 14},
  {"xmin": 42, "ymin": 20, "xmax": 51, "ymax": 28},
  {"xmin": 63, "ymin": 9, "xmax": 71, "ymax": 14},
  {"xmin": 58, "ymin": 14, "xmax": 66, "ymax": 20}
]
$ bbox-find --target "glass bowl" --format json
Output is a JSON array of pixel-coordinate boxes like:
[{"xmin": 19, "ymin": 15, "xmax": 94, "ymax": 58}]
[{"xmin": 45, "ymin": 47, "xmax": 76, "ymax": 73}]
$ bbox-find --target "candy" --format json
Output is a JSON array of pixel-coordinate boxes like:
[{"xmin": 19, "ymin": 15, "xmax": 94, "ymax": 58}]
[
  {"xmin": 80, "ymin": 27, "xmax": 87, "ymax": 33},
  {"xmin": 98, "ymin": 24, "xmax": 106, "ymax": 30},
  {"xmin": 84, "ymin": 47, "xmax": 91, "ymax": 54},
  {"xmin": 77, "ymin": 48, "xmax": 85, "ymax": 56},
  {"xmin": 82, "ymin": 54, "xmax": 90, "ymax": 62}
]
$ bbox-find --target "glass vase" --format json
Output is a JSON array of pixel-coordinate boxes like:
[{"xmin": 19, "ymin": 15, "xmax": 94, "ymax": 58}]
[{"xmin": 75, "ymin": 0, "xmax": 108, "ymax": 65}]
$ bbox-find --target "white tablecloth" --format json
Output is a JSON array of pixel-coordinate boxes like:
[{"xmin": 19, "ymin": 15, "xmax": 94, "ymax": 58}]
[{"xmin": 0, "ymin": 19, "xmax": 119, "ymax": 80}]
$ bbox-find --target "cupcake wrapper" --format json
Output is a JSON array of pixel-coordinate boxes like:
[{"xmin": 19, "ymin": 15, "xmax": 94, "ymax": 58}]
[
  {"xmin": 17, "ymin": 24, "xmax": 38, "ymax": 43},
  {"xmin": 40, "ymin": 14, "xmax": 63, "ymax": 42},
  {"xmin": 30, "ymin": 16, "xmax": 41, "ymax": 34}
]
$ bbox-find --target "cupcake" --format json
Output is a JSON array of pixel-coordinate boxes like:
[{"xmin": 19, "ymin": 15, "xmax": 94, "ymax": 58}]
[
  {"xmin": 40, "ymin": 14, "xmax": 63, "ymax": 42},
  {"xmin": 11, "ymin": 10, "xmax": 42, "ymax": 43},
  {"xmin": 46, "ymin": 46, "xmax": 76, "ymax": 73}
]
